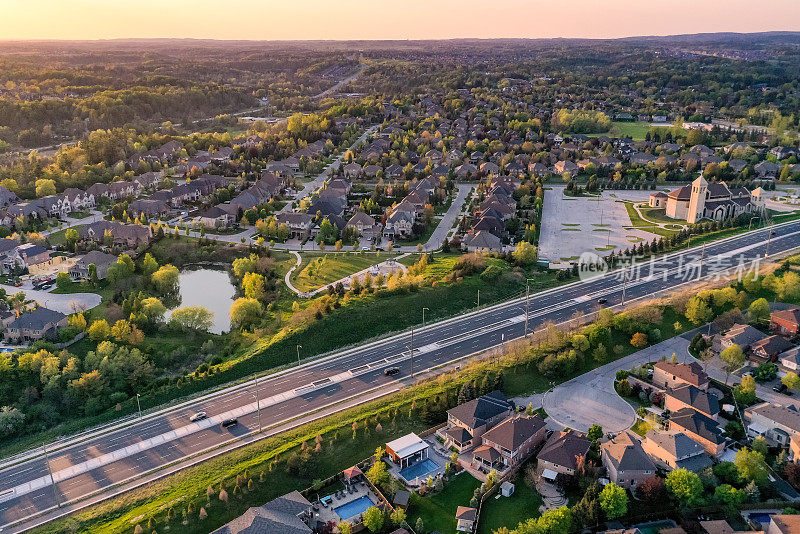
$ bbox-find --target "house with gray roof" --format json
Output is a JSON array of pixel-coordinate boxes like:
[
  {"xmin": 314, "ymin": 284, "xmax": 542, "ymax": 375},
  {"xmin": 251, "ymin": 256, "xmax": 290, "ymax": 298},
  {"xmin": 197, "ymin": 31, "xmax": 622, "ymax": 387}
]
[
  {"xmin": 442, "ymin": 391, "xmax": 512, "ymax": 451},
  {"xmin": 537, "ymin": 430, "xmax": 591, "ymax": 479},
  {"xmin": 665, "ymin": 384, "xmax": 720, "ymax": 420},
  {"xmin": 476, "ymin": 414, "xmax": 546, "ymax": 470},
  {"xmin": 210, "ymin": 490, "xmax": 312, "ymax": 534},
  {"xmin": 744, "ymin": 402, "xmax": 800, "ymax": 447},
  {"xmin": 462, "ymin": 231, "xmax": 502, "ymax": 253},
  {"xmin": 600, "ymin": 431, "xmax": 656, "ymax": 489},
  {"xmin": 69, "ymin": 250, "xmax": 117, "ymax": 281},
  {"xmin": 668, "ymin": 408, "xmax": 725, "ymax": 456},
  {"xmin": 642, "ymin": 430, "xmax": 712, "ymax": 472},
  {"xmin": 5, "ymin": 307, "xmax": 67, "ymax": 342}
]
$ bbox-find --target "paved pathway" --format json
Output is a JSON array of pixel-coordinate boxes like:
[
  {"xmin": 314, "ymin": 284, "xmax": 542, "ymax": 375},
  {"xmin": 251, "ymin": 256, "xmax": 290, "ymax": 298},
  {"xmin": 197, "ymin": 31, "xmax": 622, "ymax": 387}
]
[{"xmin": 543, "ymin": 334, "xmax": 691, "ymax": 433}]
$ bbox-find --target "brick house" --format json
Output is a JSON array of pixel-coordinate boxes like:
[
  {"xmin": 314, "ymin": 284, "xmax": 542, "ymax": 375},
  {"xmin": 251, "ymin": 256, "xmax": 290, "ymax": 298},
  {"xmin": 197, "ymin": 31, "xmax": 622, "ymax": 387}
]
[{"xmin": 652, "ymin": 361, "xmax": 709, "ymax": 391}]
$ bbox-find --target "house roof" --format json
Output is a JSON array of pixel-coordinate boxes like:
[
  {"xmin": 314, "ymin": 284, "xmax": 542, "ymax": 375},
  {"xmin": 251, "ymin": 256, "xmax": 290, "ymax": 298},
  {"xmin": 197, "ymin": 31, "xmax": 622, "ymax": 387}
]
[
  {"xmin": 751, "ymin": 335, "xmax": 795, "ymax": 356},
  {"xmin": 772, "ymin": 308, "xmax": 800, "ymax": 326},
  {"xmin": 392, "ymin": 490, "xmax": 410, "ymax": 507},
  {"xmin": 462, "ymin": 231, "xmax": 502, "ymax": 251},
  {"xmin": 721, "ymin": 323, "xmax": 768, "ymax": 348},
  {"xmin": 667, "ymin": 184, "xmax": 692, "ymax": 201},
  {"xmin": 601, "ymin": 432, "xmax": 655, "ymax": 473},
  {"xmin": 455, "ymin": 506, "xmax": 477, "ymax": 522},
  {"xmin": 8, "ymin": 307, "xmax": 66, "ymax": 331},
  {"xmin": 342, "ymin": 466, "xmax": 363, "ymax": 479},
  {"xmin": 385, "ymin": 433, "xmax": 428, "ymax": 459},
  {"xmin": 210, "ymin": 491, "xmax": 311, "ymax": 534},
  {"xmin": 746, "ymin": 402, "xmax": 800, "ymax": 433},
  {"xmin": 444, "ymin": 426, "xmax": 473, "ymax": 444},
  {"xmin": 654, "ymin": 361, "xmax": 708, "ymax": 387},
  {"xmin": 669, "ymin": 408, "xmax": 724, "ymax": 445},
  {"xmin": 473, "ymin": 445, "xmax": 502, "ymax": 463},
  {"xmin": 667, "ymin": 384, "xmax": 719, "ymax": 416},
  {"xmin": 446, "ymin": 391, "xmax": 511, "ymax": 429},
  {"xmin": 74, "ymin": 250, "xmax": 117, "ymax": 269},
  {"xmin": 769, "ymin": 515, "xmax": 800, "ymax": 534},
  {"xmin": 644, "ymin": 430, "xmax": 707, "ymax": 462},
  {"xmin": 481, "ymin": 414, "xmax": 545, "ymax": 452},
  {"xmin": 537, "ymin": 430, "xmax": 591, "ymax": 471}
]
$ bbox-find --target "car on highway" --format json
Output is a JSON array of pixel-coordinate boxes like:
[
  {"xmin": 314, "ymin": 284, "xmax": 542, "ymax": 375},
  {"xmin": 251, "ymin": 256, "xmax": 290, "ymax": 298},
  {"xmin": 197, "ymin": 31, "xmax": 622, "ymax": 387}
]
[
  {"xmin": 384, "ymin": 367, "xmax": 400, "ymax": 376},
  {"xmin": 221, "ymin": 418, "xmax": 238, "ymax": 428},
  {"xmin": 189, "ymin": 411, "xmax": 207, "ymax": 422},
  {"xmin": 597, "ymin": 298, "xmax": 608, "ymax": 304}
]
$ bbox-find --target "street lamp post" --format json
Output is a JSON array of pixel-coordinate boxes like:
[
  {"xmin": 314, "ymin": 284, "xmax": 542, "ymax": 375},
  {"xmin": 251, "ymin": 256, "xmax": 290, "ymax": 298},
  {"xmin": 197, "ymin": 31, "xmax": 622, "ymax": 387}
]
[
  {"xmin": 422, "ymin": 307, "xmax": 429, "ymax": 328},
  {"xmin": 136, "ymin": 393, "xmax": 142, "ymax": 419},
  {"xmin": 409, "ymin": 327, "xmax": 414, "ymax": 379},
  {"xmin": 43, "ymin": 443, "xmax": 60, "ymax": 507},
  {"xmin": 253, "ymin": 376, "xmax": 262, "ymax": 433},
  {"xmin": 477, "ymin": 289, "xmax": 480, "ymax": 308},
  {"xmin": 765, "ymin": 228, "xmax": 775, "ymax": 258},
  {"xmin": 296, "ymin": 345, "xmax": 302, "ymax": 366},
  {"xmin": 621, "ymin": 266, "xmax": 628, "ymax": 306},
  {"xmin": 525, "ymin": 278, "xmax": 536, "ymax": 337},
  {"xmin": 697, "ymin": 243, "xmax": 706, "ymax": 281}
]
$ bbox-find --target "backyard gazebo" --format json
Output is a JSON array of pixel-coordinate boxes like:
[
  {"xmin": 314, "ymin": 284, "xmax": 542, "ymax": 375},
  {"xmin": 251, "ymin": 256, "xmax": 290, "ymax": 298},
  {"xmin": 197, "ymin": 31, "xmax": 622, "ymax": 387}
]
[{"xmin": 342, "ymin": 465, "xmax": 364, "ymax": 483}]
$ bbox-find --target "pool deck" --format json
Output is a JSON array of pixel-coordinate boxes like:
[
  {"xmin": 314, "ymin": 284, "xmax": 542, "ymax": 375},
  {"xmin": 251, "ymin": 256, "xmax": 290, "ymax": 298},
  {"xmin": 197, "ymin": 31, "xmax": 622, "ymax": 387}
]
[
  {"xmin": 387, "ymin": 436, "xmax": 449, "ymax": 487},
  {"xmin": 310, "ymin": 481, "xmax": 382, "ymax": 525}
]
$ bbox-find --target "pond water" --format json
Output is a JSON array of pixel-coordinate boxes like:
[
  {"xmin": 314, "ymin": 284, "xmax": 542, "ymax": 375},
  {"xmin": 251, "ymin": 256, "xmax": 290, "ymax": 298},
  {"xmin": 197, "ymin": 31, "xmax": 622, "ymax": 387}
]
[{"xmin": 167, "ymin": 268, "xmax": 236, "ymax": 334}]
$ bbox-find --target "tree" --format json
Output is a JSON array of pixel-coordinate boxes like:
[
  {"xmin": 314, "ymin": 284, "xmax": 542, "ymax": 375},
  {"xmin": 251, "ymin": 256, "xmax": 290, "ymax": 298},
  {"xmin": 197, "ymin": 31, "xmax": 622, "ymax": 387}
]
[
  {"xmin": 734, "ymin": 447, "xmax": 769, "ymax": 485},
  {"xmin": 337, "ymin": 522, "xmax": 352, "ymax": 534},
  {"xmin": 35, "ymin": 178, "xmax": 56, "ymax": 197},
  {"xmin": 783, "ymin": 371, "xmax": 800, "ymax": 391},
  {"xmin": 242, "ymin": 272, "xmax": 266, "ymax": 301},
  {"xmin": 362, "ymin": 506, "xmax": 384, "ymax": 533},
  {"xmin": 141, "ymin": 253, "xmax": 159, "ymax": 276},
  {"xmin": 665, "ymin": 468, "xmax": 703, "ymax": 506},
  {"xmin": 636, "ymin": 476, "xmax": 666, "ymax": 502},
  {"xmin": 151, "ymin": 264, "xmax": 180, "ymax": 294},
  {"xmin": 587, "ymin": 424, "xmax": 603, "ymax": 442},
  {"xmin": 685, "ymin": 297, "xmax": 712, "ymax": 325},
  {"xmin": 87, "ymin": 319, "xmax": 111, "ymax": 341},
  {"xmin": 365, "ymin": 459, "xmax": 391, "ymax": 489},
  {"xmin": 0, "ymin": 406, "xmax": 24, "ymax": 437},
  {"xmin": 64, "ymin": 228, "xmax": 79, "ymax": 251},
  {"xmin": 512, "ymin": 241, "xmax": 537, "ymax": 266},
  {"xmin": 56, "ymin": 272, "xmax": 71, "ymax": 290},
  {"xmin": 169, "ymin": 306, "xmax": 214, "ymax": 332},
  {"xmin": 748, "ymin": 297, "xmax": 771, "ymax": 324},
  {"xmin": 630, "ymin": 332, "xmax": 648, "ymax": 348},
  {"xmin": 719, "ymin": 344, "xmax": 745, "ymax": 382},
  {"xmin": 230, "ymin": 298, "xmax": 263, "ymax": 329},
  {"xmin": 714, "ymin": 484, "xmax": 745, "ymax": 508},
  {"xmin": 599, "ymin": 482, "xmax": 628, "ymax": 519},
  {"xmin": 390, "ymin": 508, "xmax": 406, "ymax": 527},
  {"xmin": 140, "ymin": 297, "xmax": 167, "ymax": 325},
  {"xmin": 734, "ymin": 374, "xmax": 757, "ymax": 405}
]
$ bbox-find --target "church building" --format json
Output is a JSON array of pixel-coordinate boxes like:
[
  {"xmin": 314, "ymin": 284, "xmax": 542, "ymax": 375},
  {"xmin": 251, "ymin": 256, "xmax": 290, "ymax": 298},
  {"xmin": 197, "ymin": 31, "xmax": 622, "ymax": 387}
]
[{"xmin": 663, "ymin": 175, "xmax": 765, "ymax": 224}]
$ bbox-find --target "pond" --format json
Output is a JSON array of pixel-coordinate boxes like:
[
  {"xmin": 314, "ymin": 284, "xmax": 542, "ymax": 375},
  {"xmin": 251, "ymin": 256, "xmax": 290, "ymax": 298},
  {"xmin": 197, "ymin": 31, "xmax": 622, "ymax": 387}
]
[{"xmin": 167, "ymin": 268, "xmax": 236, "ymax": 334}]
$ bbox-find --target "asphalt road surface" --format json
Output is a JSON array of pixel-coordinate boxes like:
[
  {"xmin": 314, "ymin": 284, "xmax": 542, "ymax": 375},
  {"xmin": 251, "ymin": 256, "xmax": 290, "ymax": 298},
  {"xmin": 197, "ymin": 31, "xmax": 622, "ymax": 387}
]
[{"xmin": 1, "ymin": 220, "xmax": 799, "ymax": 529}]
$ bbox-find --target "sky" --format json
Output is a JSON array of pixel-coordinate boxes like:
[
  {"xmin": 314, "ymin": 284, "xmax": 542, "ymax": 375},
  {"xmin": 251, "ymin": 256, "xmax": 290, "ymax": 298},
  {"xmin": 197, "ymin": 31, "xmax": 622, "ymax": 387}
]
[{"xmin": 1, "ymin": 0, "xmax": 800, "ymax": 41}]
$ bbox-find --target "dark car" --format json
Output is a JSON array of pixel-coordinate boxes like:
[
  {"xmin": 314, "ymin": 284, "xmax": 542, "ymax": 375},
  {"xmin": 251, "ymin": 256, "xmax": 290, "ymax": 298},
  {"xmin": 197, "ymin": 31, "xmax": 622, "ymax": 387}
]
[
  {"xmin": 774, "ymin": 383, "xmax": 790, "ymax": 395},
  {"xmin": 384, "ymin": 367, "xmax": 400, "ymax": 376},
  {"xmin": 597, "ymin": 298, "xmax": 608, "ymax": 304},
  {"xmin": 221, "ymin": 418, "xmax": 238, "ymax": 428}
]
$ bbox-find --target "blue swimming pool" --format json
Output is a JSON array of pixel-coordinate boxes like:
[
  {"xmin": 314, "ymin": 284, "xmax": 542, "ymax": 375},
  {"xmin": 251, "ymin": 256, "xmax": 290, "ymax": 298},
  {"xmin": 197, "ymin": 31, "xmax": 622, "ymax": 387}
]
[
  {"xmin": 399, "ymin": 458, "xmax": 439, "ymax": 482},
  {"xmin": 748, "ymin": 512, "xmax": 775, "ymax": 526},
  {"xmin": 334, "ymin": 495, "xmax": 375, "ymax": 520}
]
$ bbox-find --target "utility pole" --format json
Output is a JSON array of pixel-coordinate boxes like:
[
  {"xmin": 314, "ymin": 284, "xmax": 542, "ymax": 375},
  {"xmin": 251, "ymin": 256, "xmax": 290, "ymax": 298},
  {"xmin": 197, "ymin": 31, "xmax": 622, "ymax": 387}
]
[
  {"xmin": 422, "ymin": 307, "xmax": 429, "ymax": 328},
  {"xmin": 697, "ymin": 243, "xmax": 706, "ymax": 281},
  {"xmin": 253, "ymin": 376, "xmax": 262, "ymax": 433},
  {"xmin": 136, "ymin": 393, "xmax": 142, "ymax": 419},
  {"xmin": 43, "ymin": 444, "xmax": 60, "ymax": 507},
  {"xmin": 765, "ymin": 228, "xmax": 774, "ymax": 258},
  {"xmin": 477, "ymin": 289, "xmax": 480, "ymax": 308},
  {"xmin": 621, "ymin": 266, "xmax": 628, "ymax": 306},
  {"xmin": 524, "ymin": 278, "xmax": 535, "ymax": 337},
  {"xmin": 296, "ymin": 344, "xmax": 302, "ymax": 365}
]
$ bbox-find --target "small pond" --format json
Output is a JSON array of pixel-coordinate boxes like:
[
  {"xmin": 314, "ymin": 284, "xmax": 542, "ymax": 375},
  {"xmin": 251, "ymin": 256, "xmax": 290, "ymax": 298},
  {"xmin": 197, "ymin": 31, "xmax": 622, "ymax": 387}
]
[{"xmin": 167, "ymin": 268, "xmax": 236, "ymax": 334}]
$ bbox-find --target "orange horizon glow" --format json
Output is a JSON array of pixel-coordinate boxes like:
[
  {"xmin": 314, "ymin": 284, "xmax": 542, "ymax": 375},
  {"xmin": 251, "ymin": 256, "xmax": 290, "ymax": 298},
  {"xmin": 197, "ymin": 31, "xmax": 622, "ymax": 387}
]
[{"xmin": 1, "ymin": 0, "xmax": 799, "ymax": 41}]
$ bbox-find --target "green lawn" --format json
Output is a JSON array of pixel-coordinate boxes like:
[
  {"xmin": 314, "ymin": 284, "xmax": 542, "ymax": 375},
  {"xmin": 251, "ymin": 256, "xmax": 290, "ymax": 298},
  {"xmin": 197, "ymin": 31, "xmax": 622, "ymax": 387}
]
[
  {"xmin": 622, "ymin": 202, "xmax": 679, "ymax": 237},
  {"xmin": 630, "ymin": 417, "xmax": 653, "ymax": 437},
  {"xmin": 639, "ymin": 207, "xmax": 683, "ymax": 225},
  {"xmin": 292, "ymin": 252, "xmax": 401, "ymax": 292},
  {"xmin": 407, "ymin": 472, "xmax": 481, "ymax": 534},
  {"xmin": 478, "ymin": 473, "xmax": 542, "ymax": 534},
  {"xmin": 586, "ymin": 121, "xmax": 665, "ymax": 141}
]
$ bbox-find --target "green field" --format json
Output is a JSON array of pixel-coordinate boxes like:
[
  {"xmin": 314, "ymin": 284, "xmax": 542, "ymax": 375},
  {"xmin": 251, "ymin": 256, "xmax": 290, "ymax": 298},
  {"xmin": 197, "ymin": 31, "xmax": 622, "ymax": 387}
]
[
  {"xmin": 622, "ymin": 202, "xmax": 679, "ymax": 237},
  {"xmin": 407, "ymin": 472, "xmax": 481, "ymax": 534},
  {"xmin": 292, "ymin": 252, "xmax": 401, "ymax": 292},
  {"xmin": 586, "ymin": 121, "xmax": 665, "ymax": 141}
]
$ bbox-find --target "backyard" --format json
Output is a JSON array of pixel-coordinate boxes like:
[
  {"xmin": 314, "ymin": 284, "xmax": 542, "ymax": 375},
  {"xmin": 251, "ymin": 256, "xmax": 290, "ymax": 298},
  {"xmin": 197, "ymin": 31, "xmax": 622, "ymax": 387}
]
[
  {"xmin": 407, "ymin": 472, "xmax": 481, "ymax": 534},
  {"xmin": 477, "ymin": 472, "xmax": 543, "ymax": 534},
  {"xmin": 292, "ymin": 251, "xmax": 404, "ymax": 292}
]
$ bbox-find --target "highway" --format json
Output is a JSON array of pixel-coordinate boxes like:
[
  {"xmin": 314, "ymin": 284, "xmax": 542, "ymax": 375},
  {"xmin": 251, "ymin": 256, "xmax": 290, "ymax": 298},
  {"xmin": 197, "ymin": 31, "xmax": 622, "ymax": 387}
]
[{"xmin": 0, "ymin": 220, "xmax": 799, "ymax": 530}]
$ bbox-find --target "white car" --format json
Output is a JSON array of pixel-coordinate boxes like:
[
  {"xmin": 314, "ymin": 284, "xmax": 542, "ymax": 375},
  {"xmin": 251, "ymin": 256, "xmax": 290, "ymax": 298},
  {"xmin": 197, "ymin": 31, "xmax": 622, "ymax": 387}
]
[{"xmin": 189, "ymin": 411, "xmax": 207, "ymax": 422}]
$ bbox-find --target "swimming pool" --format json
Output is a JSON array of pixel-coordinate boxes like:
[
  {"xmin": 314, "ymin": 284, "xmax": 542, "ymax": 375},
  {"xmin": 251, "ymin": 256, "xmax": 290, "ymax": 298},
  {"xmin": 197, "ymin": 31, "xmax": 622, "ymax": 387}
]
[
  {"xmin": 399, "ymin": 458, "xmax": 439, "ymax": 482},
  {"xmin": 334, "ymin": 495, "xmax": 375, "ymax": 520},
  {"xmin": 748, "ymin": 512, "xmax": 775, "ymax": 526}
]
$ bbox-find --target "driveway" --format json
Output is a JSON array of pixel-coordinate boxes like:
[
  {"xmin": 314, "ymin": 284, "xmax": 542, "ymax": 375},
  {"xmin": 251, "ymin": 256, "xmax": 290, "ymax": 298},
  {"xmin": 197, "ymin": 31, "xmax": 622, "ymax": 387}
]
[
  {"xmin": 395, "ymin": 184, "xmax": 472, "ymax": 252},
  {"xmin": 543, "ymin": 335, "xmax": 692, "ymax": 433},
  {"xmin": 0, "ymin": 284, "xmax": 101, "ymax": 315}
]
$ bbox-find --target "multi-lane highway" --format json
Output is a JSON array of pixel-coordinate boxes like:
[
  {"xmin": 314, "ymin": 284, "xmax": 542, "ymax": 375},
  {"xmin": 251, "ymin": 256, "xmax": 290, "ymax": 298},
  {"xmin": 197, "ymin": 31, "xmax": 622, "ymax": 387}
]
[{"xmin": 1, "ymin": 220, "xmax": 799, "ymax": 530}]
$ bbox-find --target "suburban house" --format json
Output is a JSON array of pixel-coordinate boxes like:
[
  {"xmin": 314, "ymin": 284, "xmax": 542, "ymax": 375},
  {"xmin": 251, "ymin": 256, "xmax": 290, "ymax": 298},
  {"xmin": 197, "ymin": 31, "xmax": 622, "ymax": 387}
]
[
  {"xmin": 1, "ymin": 243, "xmax": 51, "ymax": 274},
  {"xmin": 750, "ymin": 335, "xmax": 796, "ymax": 364},
  {"xmin": 641, "ymin": 430, "xmax": 713, "ymax": 472},
  {"xmin": 768, "ymin": 515, "xmax": 800, "ymax": 534},
  {"xmin": 713, "ymin": 323, "xmax": 767, "ymax": 354},
  {"xmin": 668, "ymin": 408, "xmax": 725, "ymax": 456},
  {"xmin": 455, "ymin": 506, "xmax": 477, "ymax": 533},
  {"xmin": 780, "ymin": 347, "xmax": 800, "ymax": 372},
  {"xmin": 652, "ymin": 361, "xmax": 709, "ymax": 391},
  {"xmin": 129, "ymin": 199, "xmax": 169, "ymax": 219},
  {"xmin": 664, "ymin": 384, "xmax": 720, "ymax": 420},
  {"xmin": 771, "ymin": 308, "xmax": 800, "ymax": 338},
  {"xmin": 277, "ymin": 213, "xmax": 314, "ymax": 239},
  {"xmin": 385, "ymin": 433, "xmax": 429, "ymax": 470},
  {"xmin": 744, "ymin": 402, "xmax": 800, "ymax": 447},
  {"xmin": 383, "ymin": 208, "xmax": 416, "ymax": 239},
  {"xmin": 198, "ymin": 206, "xmax": 235, "ymax": 229},
  {"xmin": 536, "ymin": 430, "xmax": 591, "ymax": 480},
  {"xmin": 473, "ymin": 414, "xmax": 547, "ymax": 471},
  {"xmin": 462, "ymin": 231, "xmax": 502, "ymax": 253},
  {"xmin": 79, "ymin": 221, "xmax": 151, "ymax": 249},
  {"xmin": 210, "ymin": 490, "xmax": 312, "ymax": 534},
  {"xmin": 5, "ymin": 307, "xmax": 68, "ymax": 342},
  {"xmin": 600, "ymin": 432, "xmax": 656, "ymax": 490},
  {"xmin": 68, "ymin": 250, "xmax": 117, "ymax": 281},
  {"xmin": 346, "ymin": 212, "xmax": 382, "ymax": 240},
  {"xmin": 442, "ymin": 391, "xmax": 513, "ymax": 451}
]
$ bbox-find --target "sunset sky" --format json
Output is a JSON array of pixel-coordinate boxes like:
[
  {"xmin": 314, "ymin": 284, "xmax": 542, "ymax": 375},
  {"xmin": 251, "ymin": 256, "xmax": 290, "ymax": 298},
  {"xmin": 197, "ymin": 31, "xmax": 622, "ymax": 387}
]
[{"xmin": 1, "ymin": 0, "xmax": 799, "ymax": 41}]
